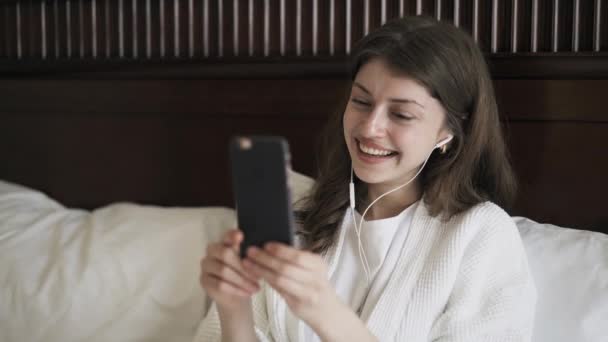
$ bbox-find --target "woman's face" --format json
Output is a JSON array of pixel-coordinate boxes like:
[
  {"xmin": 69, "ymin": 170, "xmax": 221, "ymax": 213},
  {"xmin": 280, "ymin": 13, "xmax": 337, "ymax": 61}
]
[{"xmin": 343, "ymin": 58, "xmax": 451, "ymax": 191}]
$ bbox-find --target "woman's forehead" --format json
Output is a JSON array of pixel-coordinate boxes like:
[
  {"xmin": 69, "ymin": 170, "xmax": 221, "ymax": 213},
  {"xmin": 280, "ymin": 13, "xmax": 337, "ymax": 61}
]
[{"xmin": 354, "ymin": 59, "xmax": 434, "ymax": 104}]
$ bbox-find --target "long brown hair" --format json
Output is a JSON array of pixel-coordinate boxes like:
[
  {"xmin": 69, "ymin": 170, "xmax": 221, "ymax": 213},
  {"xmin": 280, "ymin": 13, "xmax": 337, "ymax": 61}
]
[{"xmin": 296, "ymin": 16, "xmax": 517, "ymax": 254}]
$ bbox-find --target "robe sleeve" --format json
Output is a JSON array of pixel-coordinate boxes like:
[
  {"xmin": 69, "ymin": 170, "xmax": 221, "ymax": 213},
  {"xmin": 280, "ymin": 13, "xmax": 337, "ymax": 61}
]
[
  {"xmin": 430, "ymin": 211, "xmax": 537, "ymax": 342},
  {"xmin": 192, "ymin": 282, "xmax": 274, "ymax": 342}
]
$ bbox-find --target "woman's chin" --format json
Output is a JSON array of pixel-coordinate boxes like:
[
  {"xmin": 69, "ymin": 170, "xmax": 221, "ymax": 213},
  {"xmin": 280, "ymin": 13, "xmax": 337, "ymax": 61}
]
[{"xmin": 353, "ymin": 170, "xmax": 388, "ymax": 185}]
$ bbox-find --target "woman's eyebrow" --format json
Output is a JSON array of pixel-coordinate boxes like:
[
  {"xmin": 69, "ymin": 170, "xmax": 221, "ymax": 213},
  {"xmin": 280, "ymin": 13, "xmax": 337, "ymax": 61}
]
[{"xmin": 353, "ymin": 82, "xmax": 425, "ymax": 108}]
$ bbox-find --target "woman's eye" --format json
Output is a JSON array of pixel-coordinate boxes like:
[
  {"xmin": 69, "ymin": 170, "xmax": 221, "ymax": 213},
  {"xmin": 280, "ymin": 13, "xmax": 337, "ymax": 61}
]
[
  {"xmin": 351, "ymin": 98, "xmax": 371, "ymax": 107},
  {"xmin": 392, "ymin": 112, "xmax": 413, "ymax": 120}
]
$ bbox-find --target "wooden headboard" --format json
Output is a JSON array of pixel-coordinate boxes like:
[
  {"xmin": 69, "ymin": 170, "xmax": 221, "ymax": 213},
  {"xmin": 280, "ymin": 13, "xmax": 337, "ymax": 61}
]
[{"xmin": 1, "ymin": 0, "xmax": 607, "ymax": 233}]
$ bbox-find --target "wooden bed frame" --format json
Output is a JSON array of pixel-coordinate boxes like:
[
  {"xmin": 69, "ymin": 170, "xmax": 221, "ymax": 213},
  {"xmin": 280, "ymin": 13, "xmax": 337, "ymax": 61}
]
[{"xmin": 1, "ymin": 0, "xmax": 607, "ymax": 233}]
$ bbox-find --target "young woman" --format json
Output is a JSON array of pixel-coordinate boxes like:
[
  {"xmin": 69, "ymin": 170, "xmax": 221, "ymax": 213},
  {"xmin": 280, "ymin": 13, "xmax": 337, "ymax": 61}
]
[{"xmin": 195, "ymin": 16, "xmax": 536, "ymax": 342}]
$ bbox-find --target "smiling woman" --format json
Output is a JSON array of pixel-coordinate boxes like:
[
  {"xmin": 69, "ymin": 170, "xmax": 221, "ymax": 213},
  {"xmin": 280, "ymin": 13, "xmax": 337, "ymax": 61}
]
[
  {"xmin": 0, "ymin": 1, "xmax": 606, "ymax": 341},
  {"xmin": 196, "ymin": 16, "xmax": 536, "ymax": 342},
  {"xmin": 301, "ymin": 16, "xmax": 517, "ymax": 255}
]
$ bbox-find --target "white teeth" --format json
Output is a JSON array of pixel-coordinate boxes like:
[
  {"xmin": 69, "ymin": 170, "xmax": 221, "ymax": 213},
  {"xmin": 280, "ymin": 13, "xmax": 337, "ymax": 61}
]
[{"xmin": 358, "ymin": 141, "xmax": 395, "ymax": 156}]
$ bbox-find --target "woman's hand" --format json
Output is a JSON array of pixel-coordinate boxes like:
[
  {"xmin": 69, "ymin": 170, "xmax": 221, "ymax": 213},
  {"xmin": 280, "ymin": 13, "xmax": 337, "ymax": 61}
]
[
  {"xmin": 199, "ymin": 229, "xmax": 260, "ymax": 312},
  {"xmin": 241, "ymin": 242, "xmax": 342, "ymax": 329},
  {"xmin": 232, "ymin": 241, "xmax": 377, "ymax": 341}
]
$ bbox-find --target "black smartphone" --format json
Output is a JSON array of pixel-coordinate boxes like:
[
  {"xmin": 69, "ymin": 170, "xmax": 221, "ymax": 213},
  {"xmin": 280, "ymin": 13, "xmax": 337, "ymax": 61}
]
[{"xmin": 229, "ymin": 136, "xmax": 295, "ymax": 258}]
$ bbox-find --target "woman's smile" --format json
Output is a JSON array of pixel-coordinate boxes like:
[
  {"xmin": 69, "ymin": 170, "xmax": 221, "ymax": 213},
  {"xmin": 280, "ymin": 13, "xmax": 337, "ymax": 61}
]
[{"xmin": 355, "ymin": 138, "xmax": 399, "ymax": 164}]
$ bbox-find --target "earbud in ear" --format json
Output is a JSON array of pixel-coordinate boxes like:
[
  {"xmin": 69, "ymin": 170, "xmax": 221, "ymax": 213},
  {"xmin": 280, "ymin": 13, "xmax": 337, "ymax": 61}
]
[{"xmin": 435, "ymin": 135, "xmax": 454, "ymax": 149}]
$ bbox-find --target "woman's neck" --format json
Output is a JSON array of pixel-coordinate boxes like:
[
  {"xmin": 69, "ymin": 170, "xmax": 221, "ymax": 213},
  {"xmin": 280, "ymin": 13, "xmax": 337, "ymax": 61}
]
[{"xmin": 360, "ymin": 182, "xmax": 422, "ymax": 220}]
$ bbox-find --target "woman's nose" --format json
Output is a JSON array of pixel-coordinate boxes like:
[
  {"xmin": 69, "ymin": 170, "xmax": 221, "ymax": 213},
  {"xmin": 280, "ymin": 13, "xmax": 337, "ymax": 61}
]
[{"xmin": 360, "ymin": 108, "xmax": 387, "ymax": 137}]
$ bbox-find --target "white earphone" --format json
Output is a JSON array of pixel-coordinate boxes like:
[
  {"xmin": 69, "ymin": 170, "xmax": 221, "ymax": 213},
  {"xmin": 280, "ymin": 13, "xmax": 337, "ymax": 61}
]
[
  {"xmin": 435, "ymin": 135, "xmax": 454, "ymax": 149},
  {"xmin": 349, "ymin": 134, "xmax": 453, "ymax": 285}
]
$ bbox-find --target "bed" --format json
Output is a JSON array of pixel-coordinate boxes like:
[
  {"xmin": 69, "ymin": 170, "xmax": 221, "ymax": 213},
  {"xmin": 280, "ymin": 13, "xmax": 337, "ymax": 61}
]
[{"xmin": 1, "ymin": 1, "xmax": 607, "ymax": 341}]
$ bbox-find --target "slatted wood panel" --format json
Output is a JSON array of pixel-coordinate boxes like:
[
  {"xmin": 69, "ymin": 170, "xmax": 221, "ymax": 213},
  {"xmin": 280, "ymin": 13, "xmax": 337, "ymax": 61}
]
[{"xmin": 1, "ymin": 0, "xmax": 607, "ymax": 60}]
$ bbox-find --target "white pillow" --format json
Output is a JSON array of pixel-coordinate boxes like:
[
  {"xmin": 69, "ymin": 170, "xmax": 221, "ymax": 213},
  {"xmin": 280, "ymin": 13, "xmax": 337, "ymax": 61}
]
[
  {"xmin": 288, "ymin": 168, "xmax": 315, "ymax": 208},
  {"xmin": 0, "ymin": 181, "xmax": 236, "ymax": 342},
  {"xmin": 515, "ymin": 217, "xmax": 608, "ymax": 342},
  {"xmin": 0, "ymin": 170, "xmax": 314, "ymax": 342}
]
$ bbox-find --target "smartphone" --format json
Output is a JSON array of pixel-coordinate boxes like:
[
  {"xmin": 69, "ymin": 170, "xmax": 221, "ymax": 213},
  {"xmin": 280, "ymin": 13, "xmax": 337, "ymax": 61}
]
[{"xmin": 229, "ymin": 136, "xmax": 295, "ymax": 258}]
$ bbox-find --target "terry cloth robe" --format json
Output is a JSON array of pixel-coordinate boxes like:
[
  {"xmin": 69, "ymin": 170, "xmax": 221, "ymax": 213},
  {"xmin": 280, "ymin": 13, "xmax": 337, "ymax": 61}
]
[{"xmin": 193, "ymin": 200, "xmax": 537, "ymax": 341}]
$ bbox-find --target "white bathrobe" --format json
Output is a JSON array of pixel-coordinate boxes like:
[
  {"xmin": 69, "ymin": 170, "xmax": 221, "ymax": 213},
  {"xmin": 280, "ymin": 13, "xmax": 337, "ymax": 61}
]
[{"xmin": 194, "ymin": 200, "xmax": 537, "ymax": 341}]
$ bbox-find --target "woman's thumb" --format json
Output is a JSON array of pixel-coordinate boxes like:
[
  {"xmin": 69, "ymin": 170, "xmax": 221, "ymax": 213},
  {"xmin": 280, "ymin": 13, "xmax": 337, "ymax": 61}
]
[{"xmin": 223, "ymin": 229, "xmax": 243, "ymax": 252}]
